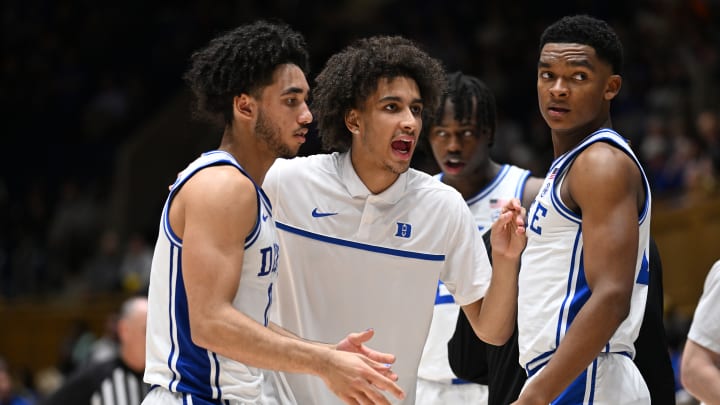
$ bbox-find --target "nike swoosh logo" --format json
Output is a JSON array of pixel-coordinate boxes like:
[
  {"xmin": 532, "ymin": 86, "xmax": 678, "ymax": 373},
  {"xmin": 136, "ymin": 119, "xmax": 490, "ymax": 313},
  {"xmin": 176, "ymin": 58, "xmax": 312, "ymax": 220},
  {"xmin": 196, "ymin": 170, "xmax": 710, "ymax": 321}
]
[
  {"xmin": 311, "ymin": 208, "xmax": 338, "ymax": 218},
  {"xmin": 262, "ymin": 214, "xmax": 268, "ymax": 222}
]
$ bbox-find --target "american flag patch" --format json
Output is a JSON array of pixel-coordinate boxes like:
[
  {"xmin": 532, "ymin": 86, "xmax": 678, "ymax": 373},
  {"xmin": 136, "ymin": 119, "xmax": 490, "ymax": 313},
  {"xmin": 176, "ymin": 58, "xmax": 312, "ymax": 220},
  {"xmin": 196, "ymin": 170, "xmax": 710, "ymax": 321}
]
[
  {"xmin": 490, "ymin": 198, "xmax": 505, "ymax": 209},
  {"xmin": 548, "ymin": 167, "xmax": 559, "ymax": 179}
]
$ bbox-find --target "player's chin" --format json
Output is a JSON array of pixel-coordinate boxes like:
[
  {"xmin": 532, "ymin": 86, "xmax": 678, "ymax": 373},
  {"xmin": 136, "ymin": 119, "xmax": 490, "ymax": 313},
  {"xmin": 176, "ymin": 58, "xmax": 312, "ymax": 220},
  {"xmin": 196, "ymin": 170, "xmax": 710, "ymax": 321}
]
[
  {"xmin": 277, "ymin": 144, "xmax": 302, "ymax": 159},
  {"xmin": 388, "ymin": 161, "xmax": 411, "ymax": 175}
]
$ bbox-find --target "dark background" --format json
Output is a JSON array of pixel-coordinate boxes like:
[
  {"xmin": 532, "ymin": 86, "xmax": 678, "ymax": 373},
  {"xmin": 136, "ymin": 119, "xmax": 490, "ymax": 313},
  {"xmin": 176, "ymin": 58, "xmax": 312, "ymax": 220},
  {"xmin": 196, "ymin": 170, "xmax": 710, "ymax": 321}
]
[
  {"xmin": 2, "ymin": 0, "xmax": 719, "ymax": 297},
  {"xmin": 0, "ymin": 0, "xmax": 720, "ymax": 297},
  {"xmin": 2, "ymin": 0, "xmax": 719, "ymax": 295},
  {"xmin": 0, "ymin": 2, "xmax": 718, "ymax": 402}
]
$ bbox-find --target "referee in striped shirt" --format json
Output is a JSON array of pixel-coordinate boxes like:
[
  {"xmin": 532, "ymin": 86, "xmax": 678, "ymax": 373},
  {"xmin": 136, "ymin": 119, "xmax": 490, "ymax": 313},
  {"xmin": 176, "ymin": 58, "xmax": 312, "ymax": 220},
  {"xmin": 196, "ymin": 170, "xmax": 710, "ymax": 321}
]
[{"xmin": 43, "ymin": 296, "xmax": 149, "ymax": 405}]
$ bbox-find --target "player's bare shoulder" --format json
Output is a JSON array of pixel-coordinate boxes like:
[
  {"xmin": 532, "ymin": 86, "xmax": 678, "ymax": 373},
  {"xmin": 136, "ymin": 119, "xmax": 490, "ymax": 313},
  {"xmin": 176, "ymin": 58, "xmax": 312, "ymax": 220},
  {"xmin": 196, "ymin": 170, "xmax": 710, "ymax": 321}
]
[
  {"xmin": 566, "ymin": 141, "xmax": 643, "ymax": 211},
  {"xmin": 171, "ymin": 165, "xmax": 257, "ymax": 238},
  {"xmin": 574, "ymin": 142, "xmax": 640, "ymax": 185}
]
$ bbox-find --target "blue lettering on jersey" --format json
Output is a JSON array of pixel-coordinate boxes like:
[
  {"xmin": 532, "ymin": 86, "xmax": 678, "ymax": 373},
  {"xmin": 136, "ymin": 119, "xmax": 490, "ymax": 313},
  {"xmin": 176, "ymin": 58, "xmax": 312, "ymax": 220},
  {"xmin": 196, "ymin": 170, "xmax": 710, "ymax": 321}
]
[
  {"xmin": 434, "ymin": 281, "xmax": 455, "ymax": 305},
  {"xmin": 258, "ymin": 243, "xmax": 280, "ymax": 276},
  {"xmin": 529, "ymin": 202, "xmax": 548, "ymax": 235},
  {"xmin": 395, "ymin": 222, "xmax": 412, "ymax": 238}
]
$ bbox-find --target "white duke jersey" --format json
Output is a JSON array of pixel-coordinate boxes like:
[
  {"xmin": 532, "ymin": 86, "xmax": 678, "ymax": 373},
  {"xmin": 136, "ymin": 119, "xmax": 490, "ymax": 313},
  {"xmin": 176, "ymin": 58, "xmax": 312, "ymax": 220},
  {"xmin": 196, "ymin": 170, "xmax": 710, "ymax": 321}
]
[
  {"xmin": 262, "ymin": 151, "xmax": 492, "ymax": 404},
  {"xmin": 144, "ymin": 150, "xmax": 283, "ymax": 404},
  {"xmin": 440, "ymin": 165, "xmax": 533, "ymax": 234},
  {"xmin": 417, "ymin": 165, "xmax": 531, "ymax": 384},
  {"xmin": 519, "ymin": 129, "xmax": 652, "ymax": 381}
]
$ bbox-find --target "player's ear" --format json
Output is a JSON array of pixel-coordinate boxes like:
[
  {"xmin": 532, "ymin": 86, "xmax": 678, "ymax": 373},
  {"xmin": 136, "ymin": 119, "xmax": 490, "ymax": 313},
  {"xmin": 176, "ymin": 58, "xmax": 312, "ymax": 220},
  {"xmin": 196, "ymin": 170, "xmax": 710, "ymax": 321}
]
[
  {"xmin": 233, "ymin": 94, "xmax": 255, "ymax": 121},
  {"xmin": 604, "ymin": 75, "xmax": 622, "ymax": 101},
  {"xmin": 345, "ymin": 109, "xmax": 360, "ymax": 135}
]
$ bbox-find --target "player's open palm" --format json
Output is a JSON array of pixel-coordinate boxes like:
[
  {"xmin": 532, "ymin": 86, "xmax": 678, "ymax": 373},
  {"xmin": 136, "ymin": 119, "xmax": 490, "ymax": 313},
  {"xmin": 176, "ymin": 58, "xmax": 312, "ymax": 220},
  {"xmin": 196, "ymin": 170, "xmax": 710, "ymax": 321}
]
[
  {"xmin": 337, "ymin": 329, "xmax": 396, "ymax": 370},
  {"xmin": 321, "ymin": 350, "xmax": 405, "ymax": 405}
]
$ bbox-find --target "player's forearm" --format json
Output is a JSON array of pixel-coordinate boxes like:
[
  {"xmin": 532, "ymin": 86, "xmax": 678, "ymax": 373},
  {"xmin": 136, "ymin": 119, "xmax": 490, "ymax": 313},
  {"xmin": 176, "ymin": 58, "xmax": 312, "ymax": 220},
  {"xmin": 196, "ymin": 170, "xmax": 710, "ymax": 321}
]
[
  {"xmin": 681, "ymin": 340, "xmax": 720, "ymax": 404},
  {"xmin": 519, "ymin": 290, "xmax": 630, "ymax": 402},
  {"xmin": 465, "ymin": 256, "xmax": 519, "ymax": 345},
  {"xmin": 191, "ymin": 306, "xmax": 331, "ymax": 376},
  {"xmin": 268, "ymin": 322, "xmax": 334, "ymax": 349}
]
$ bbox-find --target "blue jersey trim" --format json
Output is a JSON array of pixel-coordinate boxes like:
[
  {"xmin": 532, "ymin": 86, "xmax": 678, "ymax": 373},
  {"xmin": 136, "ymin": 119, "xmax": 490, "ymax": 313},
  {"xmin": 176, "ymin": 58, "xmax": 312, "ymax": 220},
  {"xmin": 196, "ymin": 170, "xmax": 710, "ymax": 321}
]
[
  {"xmin": 526, "ymin": 350, "xmax": 555, "ymax": 377},
  {"xmin": 566, "ymin": 249, "xmax": 591, "ymax": 333},
  {"xmin": 515, "ymin": 170, "xmax": 532, "ymax": 201},
  {"xmin": 244, "ymin": 191, "xmax": 261, "ymax": 249},
  {"xmin": 466, "ymin": 164, "xmax": 511, "ymax": 205},
  {"xmin": 636, "ymin": 251, "xmax": 650, "ymax": 285},
  {"xmin": 170, "ymin": 244, "xmax": 220, "ymax": 400},
  {"xmin": 549, "ymin": 129, "xmax": 651, "ymax": 226},
  {"xmin": 555, "ymin": 228, "xmax": 583, "ymax": 347},
  {"xmin": 551, "ymin": 358, "xmax": 596, "ymax": 404},
  {"xmin": 168, "ymin": 245, "xmax": 180, "ymax": 390},
  {"xmin": 276, "ymin": 222, "xmax": 445, "ymax": 261},
  {"xmin": 183, "ymin": 392, "xmax": 231, "ymax": 404},
  {"xmin": 163, "ymin": 202, "xmax": 183, "ymax": 246}
]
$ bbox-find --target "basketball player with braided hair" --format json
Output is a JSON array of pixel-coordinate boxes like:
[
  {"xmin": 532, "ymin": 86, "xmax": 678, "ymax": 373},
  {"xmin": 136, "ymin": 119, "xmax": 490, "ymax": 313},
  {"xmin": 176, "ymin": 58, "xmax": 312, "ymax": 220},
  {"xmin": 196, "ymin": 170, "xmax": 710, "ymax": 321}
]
[{"xmin": 417, "ymin": 71, "xmax": 543, "ymax": 405}]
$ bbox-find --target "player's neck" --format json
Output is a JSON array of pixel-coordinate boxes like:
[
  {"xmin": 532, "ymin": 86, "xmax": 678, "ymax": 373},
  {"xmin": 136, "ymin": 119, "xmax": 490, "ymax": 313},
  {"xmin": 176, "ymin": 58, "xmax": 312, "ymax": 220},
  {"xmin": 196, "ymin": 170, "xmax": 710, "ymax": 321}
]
[
  {"xmin": 551, "ymin": 117, "xmax": 612, "ymax": 157},
  {"xmin": 219, "ymin": 128, "xmax": 276, "ymax": 186},
  {"xmin": 443, "ymin": 160, "xmax": 501, "ymax": 200},
  {"xmin": 349, "ymin": 152, "xmax": 402, "ymax": 195}
]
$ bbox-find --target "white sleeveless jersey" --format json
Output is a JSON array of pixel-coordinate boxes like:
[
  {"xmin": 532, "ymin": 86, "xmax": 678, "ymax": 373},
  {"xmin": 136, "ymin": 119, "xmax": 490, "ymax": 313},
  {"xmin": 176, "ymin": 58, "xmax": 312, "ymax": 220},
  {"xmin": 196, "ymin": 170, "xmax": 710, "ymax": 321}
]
[
  {"xmin": 519, "ymin": 129, "xmax": 652, "ymax": 375},
  {"xmin": 144, "ymin": 150, "xmax": 282, "ymax": 404},
  {"xmin": 458, "ymin": 165, "xmax": 533, "ymax": 234},
  {"xmin": 417, "ymin": 165, "xmax": 531, "ymax": 383},
  {"xmin": 262, "ymin": 151, "xmax": 492, "ymax": 405}
]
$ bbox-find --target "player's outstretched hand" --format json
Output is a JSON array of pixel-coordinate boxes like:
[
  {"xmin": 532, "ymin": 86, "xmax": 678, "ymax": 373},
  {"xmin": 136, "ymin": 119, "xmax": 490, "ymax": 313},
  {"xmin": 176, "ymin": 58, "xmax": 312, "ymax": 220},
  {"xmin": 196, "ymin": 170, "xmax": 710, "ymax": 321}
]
[
  {"xmin": 490, "ymin": 197, "xmax": 527, "ymax": 261},
  {"xmin": 320, "ymin": 349, "xmax": 405, "ymax": 405},
  {"xmin": 337, "ymin": 329, "xmax": 395, "ymax": 369}
]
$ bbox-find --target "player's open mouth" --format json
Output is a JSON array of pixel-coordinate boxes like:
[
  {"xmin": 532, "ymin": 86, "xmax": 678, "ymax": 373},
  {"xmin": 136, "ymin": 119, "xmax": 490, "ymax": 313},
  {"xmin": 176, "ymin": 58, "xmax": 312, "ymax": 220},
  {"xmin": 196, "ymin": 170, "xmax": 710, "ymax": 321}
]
[
  {"xmin": 443, "ymin": 157, "xmax": 465, "ymax": 174},
  {"xmin": 391, "ymin": 139, "xmax": 412, "ymax": 155},
  {"xmin": 444, "ymin": 158, "xmax": 464, "ymax": 169}
]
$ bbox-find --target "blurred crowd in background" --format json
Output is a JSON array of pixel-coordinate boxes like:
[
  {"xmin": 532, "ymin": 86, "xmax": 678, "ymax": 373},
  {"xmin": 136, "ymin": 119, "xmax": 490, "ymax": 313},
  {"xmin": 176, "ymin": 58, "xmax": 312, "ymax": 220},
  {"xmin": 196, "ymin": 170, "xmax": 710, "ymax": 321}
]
[
  {"xmin": 2, "ymin": 0, "xmax": 719, "ymax": 300},
  {"xmin": 1, "ymin": 0, "xmax": 719, "ymax": 403}
]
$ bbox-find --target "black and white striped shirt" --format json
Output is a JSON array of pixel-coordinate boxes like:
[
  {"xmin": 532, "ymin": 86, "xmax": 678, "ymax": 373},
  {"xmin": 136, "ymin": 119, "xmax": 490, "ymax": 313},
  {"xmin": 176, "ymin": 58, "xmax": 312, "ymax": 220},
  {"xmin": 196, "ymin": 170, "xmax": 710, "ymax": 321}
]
[{"xmin": 43, "ymin": 358, "xmax": 149, "ymax": 405}]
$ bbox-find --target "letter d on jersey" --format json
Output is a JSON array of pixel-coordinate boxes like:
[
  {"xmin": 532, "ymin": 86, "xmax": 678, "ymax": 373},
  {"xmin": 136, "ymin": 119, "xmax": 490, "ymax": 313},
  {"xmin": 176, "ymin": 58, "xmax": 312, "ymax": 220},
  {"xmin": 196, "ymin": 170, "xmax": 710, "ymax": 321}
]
[{"xmin": 395, "ymin": 222, "xmax": 412, "ymax": 238}]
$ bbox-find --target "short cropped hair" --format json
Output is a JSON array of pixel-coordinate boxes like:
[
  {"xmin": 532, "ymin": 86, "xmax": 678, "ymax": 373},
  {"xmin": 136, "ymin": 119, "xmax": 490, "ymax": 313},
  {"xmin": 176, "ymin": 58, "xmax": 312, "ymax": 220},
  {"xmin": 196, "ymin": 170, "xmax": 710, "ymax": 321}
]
[
  {"xmin": 430, "ymin": 72, "xmax": 497, "ymax": 147},
  {"xmin": 539, "ymin": 15, "xmax": 623, "ymax": 75},
  {"xmin": 313, "ymin": 36, "xmax": 446, "ymax": 152},
  {"xmin": 183, "ymin": 20, "xmax": 309, "ymax": 127}
]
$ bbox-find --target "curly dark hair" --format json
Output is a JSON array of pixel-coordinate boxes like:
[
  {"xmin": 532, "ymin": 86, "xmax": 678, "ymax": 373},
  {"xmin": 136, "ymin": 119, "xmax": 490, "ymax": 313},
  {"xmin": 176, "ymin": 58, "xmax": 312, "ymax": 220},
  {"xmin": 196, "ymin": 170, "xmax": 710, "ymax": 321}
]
[
  {"xmin": 313, "ymin": 35, "xmax": 446, "ymax": 152},
  {"xmin": 427, "ymin": 72, "xmax": 497, "ymax": 147},
  {"xmin": 539, "ymin": 14, "xmax": 623, "ymax": 75},
  {"xmin": 183, "ymin": 20, "xmax": 309, "ymax": 127}
]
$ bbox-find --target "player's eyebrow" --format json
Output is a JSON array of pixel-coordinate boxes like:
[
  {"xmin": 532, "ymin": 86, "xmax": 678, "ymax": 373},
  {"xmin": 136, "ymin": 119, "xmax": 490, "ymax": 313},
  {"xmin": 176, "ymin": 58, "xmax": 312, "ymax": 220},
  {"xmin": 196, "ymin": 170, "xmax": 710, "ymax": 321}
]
[
  {"xmin": 377, "ymin": 95, "xmax": 424, "ymax": 105},
  {"xmin": 538, "ymin": 59, "xmax": 595, "ymax": 71},
  {"xmin": 281, "ymin": 86, "xmax": 307, "ymax": 96}
]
